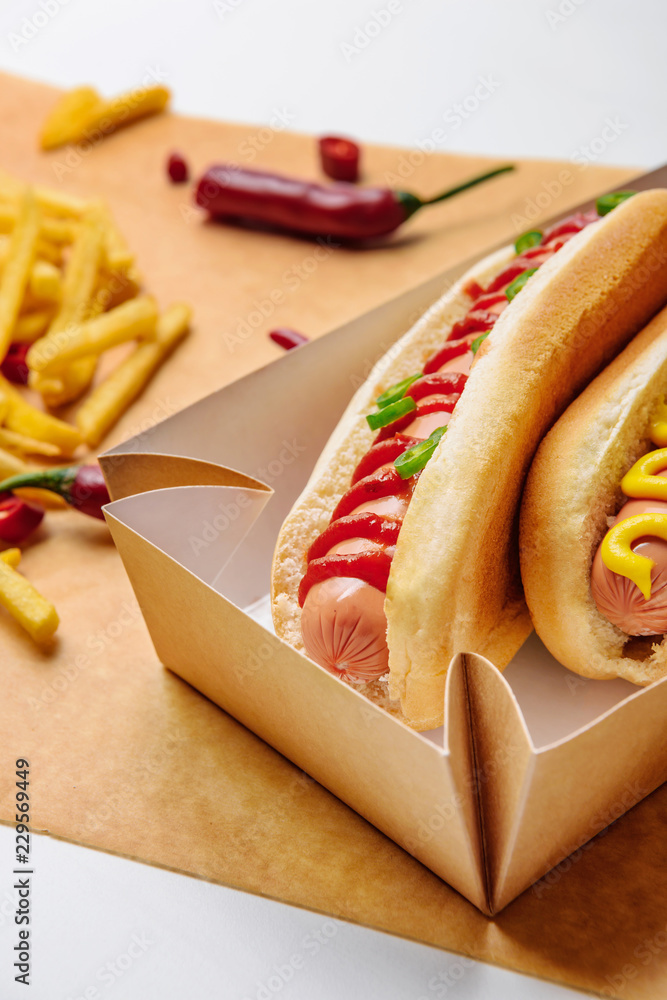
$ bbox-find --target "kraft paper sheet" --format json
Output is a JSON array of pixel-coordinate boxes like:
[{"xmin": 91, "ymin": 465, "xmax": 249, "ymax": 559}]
[{"xmin": 0, "ymin": 70, "xmax": 659, "ymax": 998}]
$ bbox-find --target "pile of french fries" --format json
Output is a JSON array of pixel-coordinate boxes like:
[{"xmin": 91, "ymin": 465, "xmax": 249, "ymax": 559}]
[{"xmin": 0, "ymin": 169, "xmax": 191, "ymax": 643}]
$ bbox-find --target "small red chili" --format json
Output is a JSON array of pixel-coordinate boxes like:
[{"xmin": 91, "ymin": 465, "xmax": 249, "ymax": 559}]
[
  {"xmin": 194, "ymin": 163, "xmax": 514, "ymax": 241},
  {"xmin": 0, "ymin": 464, "xmax": 110, "ymax": 520},
  {"xmin": 167, "ymin": 151, "xmax": 190, "ymax": 184},
  {"xmin": 0, "ymin": 342, "xmax": 30, "ymax": 385},
  {"xmin": 0, "ymin": 494, "xmax": 44, "ymax": 544},
  {"xmin": 269, "ymin": 328, "xmax": 309, "ymax": 351},
  {"xmin": 318, "ymin": 136, "xmax": 361, "ymax": 183}
]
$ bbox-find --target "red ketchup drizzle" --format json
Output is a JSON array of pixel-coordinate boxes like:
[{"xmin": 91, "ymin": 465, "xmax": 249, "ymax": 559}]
[
  {"xmin": 299, "ymin": 210, "xmax": 600, "ymax": 607},
  {"xmin": 307, "ymin": 512, "xmax": 402, "ymax": 561},
  {"xmin": 351, "ymin": 435, "xmax": 419, "ymax": 483},
  {"xmin": 373, "ymin": 394, "xmax": 460, "ymax": 441},
  {"xmin": 299, "ymin": 551, "xmax": 393, "ymax": 606},
  {"xmin": 423, "ymin": 338, "xmax": 471, "ymax": 376},
  {"xmin": 330, "ymin": 467, "xmax": 413, "ymax": 522}
]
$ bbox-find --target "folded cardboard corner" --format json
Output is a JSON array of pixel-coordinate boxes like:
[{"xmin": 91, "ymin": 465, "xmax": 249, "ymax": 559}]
[{"xmin": 100, "ymin": 258, "xmax": 667, "ymax": 914}]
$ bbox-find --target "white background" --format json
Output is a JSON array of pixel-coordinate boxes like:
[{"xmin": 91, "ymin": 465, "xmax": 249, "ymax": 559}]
[{"xmin": 0, "ymin": 0, "xmax": 665, "ymax": 997}]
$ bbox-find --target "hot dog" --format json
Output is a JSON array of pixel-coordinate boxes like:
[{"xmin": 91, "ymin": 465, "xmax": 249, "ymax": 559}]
[
  {"xmin": 272, "ymin": 190, "xmax": 667, "ymax": 728},
  {"xmin": 521, "ymin": 301, "xmax": 667, "ymax": 684}
]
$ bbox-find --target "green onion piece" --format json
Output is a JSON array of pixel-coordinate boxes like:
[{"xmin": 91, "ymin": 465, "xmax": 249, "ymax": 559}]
[
  {"xmin": 505, "ymin": 267, "xmax": 538, "ymax": 302},
  {"xmin": 395, "ymin": 426, "xmax": 447, "ymax": 480},
  {"xmin": 596, "ymin": 191, "xmax": 636, "ymax": 217},
  {"xmin": 366, "ymin": 395, "xmax": 416, "ymax": 430},
  {"xmin": 471, "ymin": 332, "xmax": 490, "ymax": 355},
  {"xmin": 514, "ymin": 230, "xmax": 542, "ymax": 254},
  {"xmin": 375, "ymin": 373, "xmax": 422, "ymax": 409}
]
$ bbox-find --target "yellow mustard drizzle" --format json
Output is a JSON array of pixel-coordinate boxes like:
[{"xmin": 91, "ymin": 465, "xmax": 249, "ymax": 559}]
[
  {"xmin": 649, "ymin": 398, "xmax": 667, "ymax": 447},
  {"xmin": 601, "ymin": 512, "xmax": 667, "ymax": 599},
  {"xmin": 599, "ymin": 403, "xmax": 667, "ymax": 598},
  {"xmin": 620, "ymin": 448, "xmax": 667, "ymax": 501}
]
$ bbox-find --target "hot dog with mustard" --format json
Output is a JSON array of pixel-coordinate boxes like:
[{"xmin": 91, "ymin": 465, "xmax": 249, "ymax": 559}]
[{"xmin": 521, "ymin": 299, "xmax": 667, "ymax": 684}]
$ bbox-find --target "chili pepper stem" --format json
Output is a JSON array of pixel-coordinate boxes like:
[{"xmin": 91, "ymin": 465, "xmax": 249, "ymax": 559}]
[
  {"xmin": 398, "ymin": 164, "xmax": 515, "ymax": 219},
  {"xmin": 0, "ymin": 464, "xmax": 109, "ymax": 520},
  {"xmin": 0, "ymin": 468, "xmax": 76, "ymax": 496}
]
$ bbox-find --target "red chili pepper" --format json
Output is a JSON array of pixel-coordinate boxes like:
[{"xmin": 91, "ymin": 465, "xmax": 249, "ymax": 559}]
[
  {"xmin": 0, "ymin": 342, "xmax": 30, "ymax": 385},
  {"xmin": 167, "ymin": 151, "xmax": 190, "ymax": 184},
  {"xmin": 0, "ymin": 494, "xmax": 44, "ymax": 544},
  {"xmin": 269, "ymin": 328, "xmax": 309, "ymax": 351},
  {"xmin": 0, "ymin": 464, "xmax": 110, "ymax": 520},
  {"xmin": 194, "ymin": 163, "xmax": 514, "ymax": 241},
  {"xmin": 318, "ymin": 136, "xmax": 361, "ymax": 183}
]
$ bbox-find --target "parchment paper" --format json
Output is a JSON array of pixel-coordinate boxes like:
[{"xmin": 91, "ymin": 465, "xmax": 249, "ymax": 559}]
[{"xmin": 0, "ymin": 70, "xmax": 655, "ymax": 999}]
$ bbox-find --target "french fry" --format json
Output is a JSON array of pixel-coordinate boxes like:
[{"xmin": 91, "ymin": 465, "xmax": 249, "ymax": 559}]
[
  {"xmin": 38, "ymin": 356, "xmax": 98, "ymax": 408},
  {"xmin": 93, "ymin": 201, "xmax": 134, "ymax": 272},
  {"xmin": 38, "ymin": 216, "xmax": 76, "ymax": 246},
  {"xmin": 0, "ymin": 170, "xmax": 87, "ymax": 219},
  {"xmin": 0, "ymin": 189, "xmax": 40, "ymax": 361},
  {"xmin": 0, "ymin": 203, "xmax": 75, "ymax": 245},
  {"xmin": 0, "ymin": 549, "xmax": 21, "ymax": 568},
  {"xmin": 53, "ymin": 209, "xmax": 104, "ymax": 324},
  {"xmin": 0, "ymin": 248, "xmax": 61, "ymax": 308},
  {"xmin": 39, "ymin": 85, "xmax": 170, "ymax": 151},
  {"xmin": 0, "ymin": 445, "xmax": 28, "ymax": 478},
  {"xmin": 35, "ymin": 240, "xmax": 63, "ymax": 267},
  {"xmin": 32, "ymin": 294, "xmax": 157, "ymax": 375},
  {"xmin": 0, "ymin": 556, "xmax": 59, "ymax": 643},
  {"xmin": 0, "ymin": 233, "xmax": 55, "ymax": 270},
  {"xmin": 40, "ymin": 86, "xmax": 102, "ymax": 151},
  {"xmin": 28, "ymin": 260, "xmax": 62, "ymax": 303},
  {"xmin": 99, "ymin": 265, "xmax": 142, "ymax": 309},
  {"xmin": 76, "ymin": 303, "xmax": 190, "ymax": 446},
  {"xmin": 0, "ymin": 428, "xmax": 61, "ymax": 457},
  {"xmin": 27, "ymin": 209, "xmax": 104, "ymax": 383},
  {"xmin": 0, "ymin": 375, "xmax": 82, "ymax": 455},
  {"xmin": 14, "ymin": 309, "xmax": 55, "ymax": 344},
  {"xmin": 33, "ymin": 259, "xmax": 116, "ymax": 406},
  {"xmin": 11, "ymin": 488, "xmax": 67, "ymax": 510},
  {"xmin": 0, "ymin": 386, "xmax": 9, "ymax": 423}
]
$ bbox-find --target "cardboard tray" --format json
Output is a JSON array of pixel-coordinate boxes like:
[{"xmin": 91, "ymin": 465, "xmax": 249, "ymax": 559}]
[{"xmin": 101, "ymin": 165, "xmax": 667, "ymax": 917}]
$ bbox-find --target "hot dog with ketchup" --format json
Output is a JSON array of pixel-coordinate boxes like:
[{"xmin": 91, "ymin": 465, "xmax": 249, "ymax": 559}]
[
  {"xmin": 521, "ymin": 298, "xmax": 667, "ymax": 685},
  {"xmin": 273, "ymin": 190, "xmax": 667, "ymax": 728}
]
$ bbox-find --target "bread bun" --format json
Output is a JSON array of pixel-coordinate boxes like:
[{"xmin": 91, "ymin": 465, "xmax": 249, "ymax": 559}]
[{"xmin": 520, "ymin": 302, "xmax": 667, "ymax": 684}]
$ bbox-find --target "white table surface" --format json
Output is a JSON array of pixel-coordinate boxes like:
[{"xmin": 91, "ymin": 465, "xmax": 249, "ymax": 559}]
[{"xmin": 0, "ymin": 0, "xmax": 664, "ymax": 997}]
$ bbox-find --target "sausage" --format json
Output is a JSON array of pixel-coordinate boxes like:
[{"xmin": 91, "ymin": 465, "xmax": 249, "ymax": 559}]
[
  {"xmin": 591, "ymin": 494, "xmax": 667, "ymax": 634},
  {"xmin": 301, "ymin": 578, "xmax": 390, "ymax": 681}
]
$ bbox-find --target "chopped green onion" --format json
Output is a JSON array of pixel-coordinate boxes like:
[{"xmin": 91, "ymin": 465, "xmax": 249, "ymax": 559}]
[
  {"xmin": 366, "ymin": 395, "xmax": 416, "ymax": 430},
  {"xmin": 514, "ymin": 230, "xmax": 542, "ymax": 254},
  {"xmin": 375, "ymin": 373, "xmax": 422, "ymax": 409},
  {"xmin": 395, "ymin": 426, "xmax": 447, "ymax": 480},
  {"xmin": 505, "ymin": 267, "xmax": 538, "ymax": 302},
  {"xmin": 471, "ymin": 332, "xmax": 490, "ymax": 355},
  {"xmin": 596, "ymin": 191, "xmax": 636, "ymax": 217}
]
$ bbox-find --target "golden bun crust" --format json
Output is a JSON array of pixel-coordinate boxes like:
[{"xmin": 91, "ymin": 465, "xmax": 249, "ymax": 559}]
[
  {"xmin": 520, "ymin": 303, "xmax": 667, "ymax": 685},
  {"xmin": 387, "ymin": 190, "xmax": 667, "ymax": 727}
]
